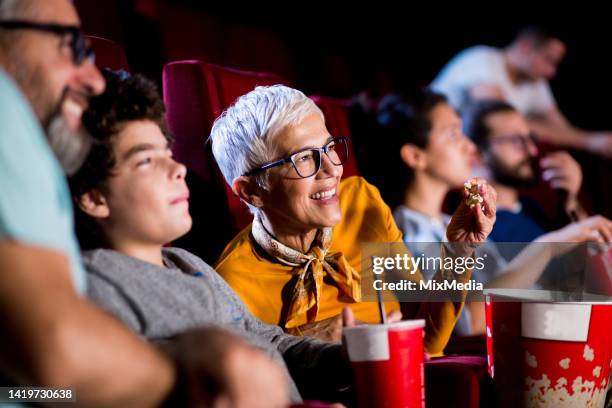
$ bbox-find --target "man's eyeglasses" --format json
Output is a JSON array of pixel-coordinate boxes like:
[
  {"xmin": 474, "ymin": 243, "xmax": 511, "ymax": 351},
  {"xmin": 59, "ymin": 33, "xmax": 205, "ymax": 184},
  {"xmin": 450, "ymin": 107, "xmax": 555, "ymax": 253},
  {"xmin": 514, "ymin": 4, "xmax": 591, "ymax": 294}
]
[
  {"xmin": 0, "ymin": 20, "xmax": 94, "ymax": 65},
  {"xmin": 490, "ymin": 132, "xmax": 539, "ymax": 150},
  {"xmin": 244, "ymin": 137, "xmax": 349, "ymax": 178}
]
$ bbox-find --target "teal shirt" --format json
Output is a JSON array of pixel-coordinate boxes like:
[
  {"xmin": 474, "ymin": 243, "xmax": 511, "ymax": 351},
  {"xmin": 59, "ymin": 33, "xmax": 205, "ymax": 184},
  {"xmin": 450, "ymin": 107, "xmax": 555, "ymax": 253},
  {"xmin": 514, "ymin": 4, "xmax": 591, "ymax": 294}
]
[{"xmin": 0, "ymin": 70, "xmax": 85, "ymax": 293}]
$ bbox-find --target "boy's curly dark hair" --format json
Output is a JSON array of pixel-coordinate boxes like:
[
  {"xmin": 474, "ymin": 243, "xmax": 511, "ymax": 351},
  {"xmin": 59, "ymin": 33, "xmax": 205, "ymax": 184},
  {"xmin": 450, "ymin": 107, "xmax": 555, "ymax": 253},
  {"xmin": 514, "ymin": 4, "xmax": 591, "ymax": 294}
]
[{"xmin": 69, "ymin": 69, "xmax": 172, "ymax": 249}]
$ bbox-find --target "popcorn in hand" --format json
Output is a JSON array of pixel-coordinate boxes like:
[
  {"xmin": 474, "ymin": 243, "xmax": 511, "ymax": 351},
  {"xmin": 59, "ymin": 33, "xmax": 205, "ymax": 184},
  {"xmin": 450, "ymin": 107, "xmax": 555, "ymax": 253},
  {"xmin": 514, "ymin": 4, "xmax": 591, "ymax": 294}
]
[{"xmin": 464, "ymin": 181, "xmax": 484, "ymax": 209}]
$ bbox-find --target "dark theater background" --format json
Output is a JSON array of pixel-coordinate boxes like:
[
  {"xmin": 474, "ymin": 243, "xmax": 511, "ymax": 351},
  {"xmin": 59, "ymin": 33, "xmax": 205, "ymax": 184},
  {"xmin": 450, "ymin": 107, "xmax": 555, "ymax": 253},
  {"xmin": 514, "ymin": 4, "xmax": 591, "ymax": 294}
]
[
  {"xmin": 75, "ymin": 0, "xmax": 612, "ymax": 263},
  {"xmin": 75, "ymin": 2, "xmax": 612, "ymax": 119}
]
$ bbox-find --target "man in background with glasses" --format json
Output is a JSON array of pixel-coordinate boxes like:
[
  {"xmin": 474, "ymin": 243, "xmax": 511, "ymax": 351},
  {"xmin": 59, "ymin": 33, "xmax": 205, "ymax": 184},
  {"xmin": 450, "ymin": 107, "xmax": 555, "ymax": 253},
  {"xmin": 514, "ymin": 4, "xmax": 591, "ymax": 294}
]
[{"xmin": 463, "ymin": 100, "xmax": 612, "ymax": 247}]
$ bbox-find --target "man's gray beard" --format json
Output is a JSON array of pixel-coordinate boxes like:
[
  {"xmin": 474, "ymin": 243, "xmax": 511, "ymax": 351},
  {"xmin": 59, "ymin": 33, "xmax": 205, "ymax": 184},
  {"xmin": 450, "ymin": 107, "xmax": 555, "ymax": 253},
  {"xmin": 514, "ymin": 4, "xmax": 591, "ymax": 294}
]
[{"xmin": 46, "ymin": 114, "xmax": 92, "ymax": 176}]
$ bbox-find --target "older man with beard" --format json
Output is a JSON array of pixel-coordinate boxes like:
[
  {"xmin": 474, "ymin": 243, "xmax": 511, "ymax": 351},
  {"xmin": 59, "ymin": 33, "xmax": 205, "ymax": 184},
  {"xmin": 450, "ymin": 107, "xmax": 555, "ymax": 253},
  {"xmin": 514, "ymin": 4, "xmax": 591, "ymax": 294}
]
[{"xmin": 0, "ymin": 1, "xmax": 290, "ymax": 407}]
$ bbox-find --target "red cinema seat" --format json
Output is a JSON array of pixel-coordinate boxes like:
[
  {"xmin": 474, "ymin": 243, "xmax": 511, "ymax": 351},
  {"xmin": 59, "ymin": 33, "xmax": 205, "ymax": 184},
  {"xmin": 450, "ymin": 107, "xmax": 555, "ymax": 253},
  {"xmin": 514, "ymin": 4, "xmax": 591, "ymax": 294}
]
[
  {"xmin": 425, "ymin": 355, "xmax": 493, "ymax": 408},
  {"xmin": 163, "ymin": 60, "xmax": 292, "ymax": 233},
  {"xmin": 162, "ymin": 61, "xmax": 232, "ymax": 262},
  {"xmin": 309, "ymin": 95, "xmax": 360, "ymax": 178},
  {"xmin": 163, "ymin": 61, "xmax": 217, "ymax": 182},
  {"xmin": 204, "ymin": 63, "xmax": 293, "ymax": 231},
  {"xmin": 204, "ymin": 63, "xmax": 292, "ymax": 121},
  {"xmin": 87, "ymin": 36, "xmax": 130, "ymax": 72}
]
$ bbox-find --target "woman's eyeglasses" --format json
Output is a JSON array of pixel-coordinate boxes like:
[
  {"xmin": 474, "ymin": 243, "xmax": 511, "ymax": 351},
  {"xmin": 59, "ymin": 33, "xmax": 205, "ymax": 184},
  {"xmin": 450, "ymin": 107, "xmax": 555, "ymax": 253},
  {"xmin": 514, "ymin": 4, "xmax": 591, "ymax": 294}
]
[{"xmin": 244, "ymin": 137, "xmax": 349, "ymax": 178}]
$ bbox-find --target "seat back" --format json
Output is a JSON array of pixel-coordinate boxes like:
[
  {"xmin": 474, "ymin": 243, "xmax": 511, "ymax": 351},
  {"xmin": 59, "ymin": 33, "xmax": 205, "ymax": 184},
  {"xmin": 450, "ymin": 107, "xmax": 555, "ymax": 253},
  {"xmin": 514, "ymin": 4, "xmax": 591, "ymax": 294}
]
[
  {"xmin": 163, "ymin": 60, "xmax": 292, "ymax": 232},
  {"xmin": 203, "ymin": 63, "xmax": 293, "ymax": 231},
  {"xmin": 87, "ymin": 36, "xmax": 130, "ymax": 72},
  {"xmin": 163, "ymin": 61, "xmax": 217, "ymax": 181},
  {"xmin": 310, "ymin": 95, "xmax": 360, "ymax": 178}
]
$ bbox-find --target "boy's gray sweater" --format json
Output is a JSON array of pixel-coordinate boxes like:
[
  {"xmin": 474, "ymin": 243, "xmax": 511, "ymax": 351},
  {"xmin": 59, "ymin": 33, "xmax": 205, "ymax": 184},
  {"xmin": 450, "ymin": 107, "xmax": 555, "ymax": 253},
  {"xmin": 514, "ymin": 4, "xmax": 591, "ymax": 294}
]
[{"xmin": 83, "ymin": 247, "xmax": 350, "ymax": 403}]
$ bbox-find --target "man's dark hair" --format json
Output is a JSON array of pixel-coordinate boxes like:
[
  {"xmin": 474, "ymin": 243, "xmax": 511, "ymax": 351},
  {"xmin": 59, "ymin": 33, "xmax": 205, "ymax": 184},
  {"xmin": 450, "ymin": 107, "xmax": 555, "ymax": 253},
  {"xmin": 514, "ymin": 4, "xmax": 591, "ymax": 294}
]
[
  {"xmin": 69, "ymin": 69, "xmax": 171, "ymax": 249},
  {"xmin": 462, "ymin": 100, "xmax": 516, "ymax": 150},
  {"xmin": 374, "ymin": 89, "xmax": 448, "ymax": 207},
  {"xmin": 515, "ymin": 26, "xmax": 561, "ymax": 48}
]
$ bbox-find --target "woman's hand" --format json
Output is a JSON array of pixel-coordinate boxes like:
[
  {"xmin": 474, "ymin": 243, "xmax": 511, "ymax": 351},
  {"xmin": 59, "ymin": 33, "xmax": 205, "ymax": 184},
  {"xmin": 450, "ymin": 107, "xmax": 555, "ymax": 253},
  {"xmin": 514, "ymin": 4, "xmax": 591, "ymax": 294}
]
[
  {"xmin": 296, "ymin": 315, "xmax": 345, "ymax": 342},
  {"xmin": 446, "ymin": 177, "xmax": 497, "ymax": 246},
  {"xmin": 298, "ymin": 308, "xmax": 402, "ymax": 342}
]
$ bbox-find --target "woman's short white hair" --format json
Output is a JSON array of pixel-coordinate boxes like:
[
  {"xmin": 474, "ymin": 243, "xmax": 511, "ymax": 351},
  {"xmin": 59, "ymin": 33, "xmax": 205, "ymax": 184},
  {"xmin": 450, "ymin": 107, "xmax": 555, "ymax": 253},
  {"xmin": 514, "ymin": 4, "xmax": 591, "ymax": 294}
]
[{"xmin": 210, "ymin": 84, "xmax": 323, "ymax": 213}]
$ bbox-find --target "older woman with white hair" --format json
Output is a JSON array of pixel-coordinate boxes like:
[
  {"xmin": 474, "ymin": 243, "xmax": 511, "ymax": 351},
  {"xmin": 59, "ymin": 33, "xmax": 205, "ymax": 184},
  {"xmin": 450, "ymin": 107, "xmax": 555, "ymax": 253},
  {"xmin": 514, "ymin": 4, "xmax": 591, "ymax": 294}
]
[{"xmin": 211, "ymin": 85, "xmax": 497, "ymax": 355}]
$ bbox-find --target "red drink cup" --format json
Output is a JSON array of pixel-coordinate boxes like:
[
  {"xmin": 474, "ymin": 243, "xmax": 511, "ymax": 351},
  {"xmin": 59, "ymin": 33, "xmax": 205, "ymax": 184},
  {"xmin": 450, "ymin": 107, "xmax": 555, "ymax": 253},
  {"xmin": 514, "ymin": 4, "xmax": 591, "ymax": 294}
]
[
  {"xmin": 485, "ymin": 289, "xmax": 612, "ymax": 408},
  {"xmin": 343, "ymin": 320, "xmax": 425, "ymax": 408}
]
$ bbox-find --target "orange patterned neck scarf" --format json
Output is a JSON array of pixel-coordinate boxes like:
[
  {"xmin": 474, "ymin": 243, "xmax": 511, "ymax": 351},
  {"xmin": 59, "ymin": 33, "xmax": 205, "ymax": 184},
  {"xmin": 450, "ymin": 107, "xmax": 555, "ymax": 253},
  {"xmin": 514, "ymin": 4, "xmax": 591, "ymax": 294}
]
[{"xmin": 252, "ymin": 216, "xmax": 362, "ymax": 328}]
